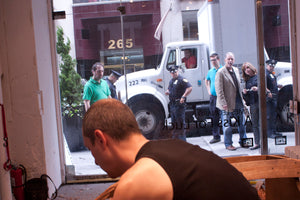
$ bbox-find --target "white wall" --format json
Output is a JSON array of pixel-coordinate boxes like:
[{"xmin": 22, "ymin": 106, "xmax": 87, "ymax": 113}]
[
  {"xmin": 0, "ymin": 59, "xmax": 13, "ymax": 200},
  {"xmin": 32, "ymin": 0, "xmax": 63, "ymax": 191},
  {"xmin": 0, "ymin": 0, "xmax": 62, "ymax": 198},
  {"xmin": 1, "ymin": 0, "xmax": 46, "ymax": 177},
  {"xmin": 53, "ymin": 0, "xmax": 76, "ymax": 60}
]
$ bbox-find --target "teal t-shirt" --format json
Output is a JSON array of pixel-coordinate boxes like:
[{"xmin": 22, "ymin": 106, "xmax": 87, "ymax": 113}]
[
  {"xmin": 83, "ymin": 77, "xmax": 111, "ymax": 105},
  {"xmin": 206, "ymin": 65, "xmax": 222, "ymax": 96}
]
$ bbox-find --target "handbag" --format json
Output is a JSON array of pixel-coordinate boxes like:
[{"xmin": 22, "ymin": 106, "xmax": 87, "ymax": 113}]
[{"xmin": 24, "ymin": 174, "xmax": 57, "ymax": 200}]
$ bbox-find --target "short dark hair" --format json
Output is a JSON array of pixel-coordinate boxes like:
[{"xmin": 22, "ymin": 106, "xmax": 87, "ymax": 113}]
[
  {"xmin": 91, "ymin": 62, "xmax": 104, "ymax": 72},
  {"xmin": 82, "ymin": 99, "xmax": 141, "ymax": 145},
  {"xmin": 210, "ymin": 53, "xmax": 219, "ymax": 60}
]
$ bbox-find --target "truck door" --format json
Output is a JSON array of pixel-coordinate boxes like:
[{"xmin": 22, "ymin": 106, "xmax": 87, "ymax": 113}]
[
  {"xmin": 179, "ymin": 46, "xmax": 209, "ymax": 102},
  {"xmin": 163, "ymin": 48, "xmax": 176, "ymax": 92}
]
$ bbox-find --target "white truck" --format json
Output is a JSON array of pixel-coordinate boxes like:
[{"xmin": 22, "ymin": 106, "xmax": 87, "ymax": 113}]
[{"xmin": 115, "ymin": 0, "xmax": 293, "ymax": 139}]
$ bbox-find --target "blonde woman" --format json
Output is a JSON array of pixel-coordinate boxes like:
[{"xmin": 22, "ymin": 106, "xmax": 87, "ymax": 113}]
[{"xmin": 242, "ymin": 62, "xmax": 260, "ymax": 150}]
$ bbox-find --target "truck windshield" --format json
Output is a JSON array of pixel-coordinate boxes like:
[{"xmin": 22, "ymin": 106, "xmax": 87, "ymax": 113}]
[{"xmin": 166, "ymin": 49, "xmax": 176, "ymax": 70}]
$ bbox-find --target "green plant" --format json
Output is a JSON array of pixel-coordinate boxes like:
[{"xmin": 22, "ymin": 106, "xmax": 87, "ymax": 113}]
[{"xmin": 56, "ymin": 27, "xmax": 83, "ymax": 117}]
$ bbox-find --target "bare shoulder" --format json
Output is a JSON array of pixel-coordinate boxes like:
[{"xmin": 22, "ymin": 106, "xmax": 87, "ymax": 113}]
[{"xmin": 112, "ymin": 157, "xmax": 173, "ymax": 200}]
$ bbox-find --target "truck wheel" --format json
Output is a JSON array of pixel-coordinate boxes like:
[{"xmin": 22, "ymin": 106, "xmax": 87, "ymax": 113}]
[
  {"xmin": 277, "ymin": 87, "xmax": 294, "ymax": 130},
  {"xmin": 130, "ymin": 102, "xmax": 164, "ymax": 139}
]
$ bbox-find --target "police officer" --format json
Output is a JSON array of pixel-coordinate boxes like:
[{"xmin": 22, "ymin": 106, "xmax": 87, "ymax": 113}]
[
  {"xmin": 105, "ymin": 70, "xmax": 122, "ymax": 99},
  {"xmin": 165, "ymin": 65, "xmax": 192, "ymax": 141},
  {"xmin": 266, "ymin": 59, "xmax": 282, "ymax": 138}
]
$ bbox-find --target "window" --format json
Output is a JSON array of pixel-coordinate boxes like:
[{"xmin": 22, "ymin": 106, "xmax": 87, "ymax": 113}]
[
  {"xmin": 166, "ymin": 49, "xmax": 176, "ymax": 70},
  {"xmin": 182, "ymin": 10, "xmax": 198, "ymax": 40},
  {"xmin": 53, "ymin": 0, "xmax": 295, "ymax": 181},
  {"xmin": 181, "ymin": 48, "xmax": 197, "ymax": 69}
]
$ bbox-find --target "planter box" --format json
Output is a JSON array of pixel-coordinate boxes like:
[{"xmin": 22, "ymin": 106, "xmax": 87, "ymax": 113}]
[{"xmin": 62, "ymin": 115, "xmax": 86, "ymax": 152}]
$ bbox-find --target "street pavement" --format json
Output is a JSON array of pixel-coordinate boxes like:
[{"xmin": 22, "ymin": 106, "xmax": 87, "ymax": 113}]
[{"xmin": 67, "ymin": 132, "xmax": 295, "ymax": 176}]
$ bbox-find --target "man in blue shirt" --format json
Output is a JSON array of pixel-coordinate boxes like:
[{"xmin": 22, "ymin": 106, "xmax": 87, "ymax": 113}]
[{"xmin": 205, "ymin": 53, "xmax": 222, "ymax": 144}]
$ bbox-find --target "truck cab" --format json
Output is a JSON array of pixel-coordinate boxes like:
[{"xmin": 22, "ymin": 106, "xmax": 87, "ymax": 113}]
[{"xmin": 163, "ymin": 41, "xmax": 210, "ymax": 102}]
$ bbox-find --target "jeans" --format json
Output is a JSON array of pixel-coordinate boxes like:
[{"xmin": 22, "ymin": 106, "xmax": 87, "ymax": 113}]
[
  {"xmin": 220, "ymin": 108, "xmax": 247, "ymax": 147},
  {"xmin": 209, "ymin": 95, "xmax": 220, "ymax": 139},
  {"xmin": 170, "ymin": 103, "xmax": 186, "ymax": 141},
  {"xmin": 250, "ymin": 103, "xmax": 260, "ymax": 146},
  {"xmin": 267, "ymin": 98, "xmax": 277, "ymax": 136}
]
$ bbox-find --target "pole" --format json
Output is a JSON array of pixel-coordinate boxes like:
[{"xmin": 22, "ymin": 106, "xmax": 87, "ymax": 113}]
[
  {"xmin": 118, "ymin": 1, "xmax": 128, "ymax": 103},
  {"xmin": 256, "ymin": 0, "xmax": 268, "ymax": 155},
  {"xmin": 289, "ymin": 0, "xmax": 300, "ymax": 145}
]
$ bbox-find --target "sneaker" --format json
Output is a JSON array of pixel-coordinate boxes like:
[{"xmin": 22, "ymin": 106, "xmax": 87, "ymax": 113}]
[
  {"xmin": 209, "ymin": 138, "xmax": 221, "ymax": 144},
  {"xmin": 250, "ymin": 145, "xmax": 260, "ymax": 150},
  {"xmin": 226, "ymin": 145, "xmax": 237, "ymax": 151}
]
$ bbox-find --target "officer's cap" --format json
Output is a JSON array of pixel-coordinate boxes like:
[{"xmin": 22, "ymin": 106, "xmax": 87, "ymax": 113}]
[
  {"xmin": 168, "ymin": 65, "xmax": 179, "ymax": 73},
  {"xmin": 111, "ymin": 70, "xmax": 122, "ymax": 78},
  {"xmin": 266, "ymin": 59, "xmax": 277, "ymax": 67}
]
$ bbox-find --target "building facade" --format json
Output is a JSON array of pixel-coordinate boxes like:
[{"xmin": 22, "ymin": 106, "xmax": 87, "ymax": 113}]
[
  {"xmin": 73, "ymin": 0, "xmax": 163, "ymax": 78},
  {"xmin": 71, "ymin": 0, "xmax": 290, "ymax": 79}
]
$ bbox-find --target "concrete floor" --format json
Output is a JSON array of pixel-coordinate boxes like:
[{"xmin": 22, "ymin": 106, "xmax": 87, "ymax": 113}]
[{"xmin": 56, "ymin": 182, "xmax": 114, "ymax": 200}]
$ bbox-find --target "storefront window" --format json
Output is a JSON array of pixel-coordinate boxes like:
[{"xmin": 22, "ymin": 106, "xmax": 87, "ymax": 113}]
[{"xmin": 53, "ymin": 0, "xmax": 294, "ymax": 180}]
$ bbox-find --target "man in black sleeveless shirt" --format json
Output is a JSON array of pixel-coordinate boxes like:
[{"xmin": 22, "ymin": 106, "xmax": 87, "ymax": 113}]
[{"xmin": 82, "ymin": 99, "xmax": 260, "ymax": 200}]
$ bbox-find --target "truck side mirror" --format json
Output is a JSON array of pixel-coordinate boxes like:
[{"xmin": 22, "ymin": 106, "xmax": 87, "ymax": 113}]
[{"xmin": 180, "ymin": 64, "xmax": 186, "ymax": 73}]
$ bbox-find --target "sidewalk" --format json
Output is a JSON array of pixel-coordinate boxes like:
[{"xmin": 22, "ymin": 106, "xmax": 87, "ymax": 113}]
[
  {"xmin": 69, "ymin": 132, "xmax": 295, "ymax": 176},
  {"xmin": 188, "ymin": 131, "xmax": 295, "ymax": 157}
]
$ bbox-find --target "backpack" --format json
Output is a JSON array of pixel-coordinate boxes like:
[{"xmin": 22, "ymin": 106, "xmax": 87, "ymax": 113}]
[{"xmin": 24, "ymin": 174, "xmax": 57, "ymax": 200}]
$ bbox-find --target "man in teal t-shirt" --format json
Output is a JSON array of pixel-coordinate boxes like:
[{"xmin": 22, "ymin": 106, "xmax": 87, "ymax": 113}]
[
  {"xmin": 205, "ymin": 53, "xmax": 222, "ymax": 144},
  {"xmin": 83, "ymin": 62, "xmax": 111, "ymax": 111}
]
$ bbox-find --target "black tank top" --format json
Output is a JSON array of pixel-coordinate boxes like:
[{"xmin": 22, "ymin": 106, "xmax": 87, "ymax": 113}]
[{"xmin": 135, "ymin": 139, "xmax": 259, "ymax": 200}]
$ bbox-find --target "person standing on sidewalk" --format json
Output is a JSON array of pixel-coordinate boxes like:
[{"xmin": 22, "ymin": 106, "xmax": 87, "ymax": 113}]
[
  {"xmin": 266, "ymin": 59, "xmax": 283, "ymax": 138},
  {"xmin": 205, "ymin": 53, "xmax": 222, "ymax": 144},
  {"xmin": 215, "ymin": 52, "xmax": 248, "ymax": 151},
  {"xmin": 105, "ymin": 70, "xmax": 122, "ymax": 99},
  {"xmin": 83, "ymin": 62, "xmax": 111, "ymax": 111},
  {"xmin": 165, "ymin": 65, "xmax": 192, "ymax": 141},
  {"xmin": 242, "ymin": 62, "xmax": 260, "ymax": 150}
]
